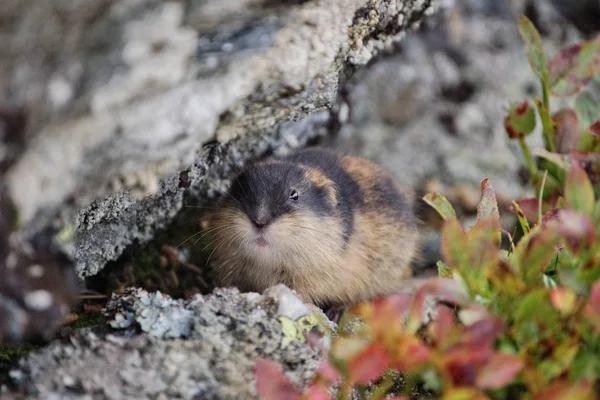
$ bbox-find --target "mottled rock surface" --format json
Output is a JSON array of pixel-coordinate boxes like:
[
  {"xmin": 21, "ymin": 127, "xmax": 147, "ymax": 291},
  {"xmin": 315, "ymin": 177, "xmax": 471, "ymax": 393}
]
[
  {"xmin": 0, "ymin": 0, "xmax": 441, "ymax": 343},
  {"xmin": 9, "ymin": 285, "xmax": 332, "ymax": 399},
  {"xmin": 2, "ymin": 0, "xmax": 440, "ymax": 278}
]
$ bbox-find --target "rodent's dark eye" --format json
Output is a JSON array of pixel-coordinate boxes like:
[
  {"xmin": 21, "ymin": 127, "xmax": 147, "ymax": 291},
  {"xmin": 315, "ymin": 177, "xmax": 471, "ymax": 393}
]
[{"xmin": 289, "ymin": 190, "xmax": 299, "ymax": 201}]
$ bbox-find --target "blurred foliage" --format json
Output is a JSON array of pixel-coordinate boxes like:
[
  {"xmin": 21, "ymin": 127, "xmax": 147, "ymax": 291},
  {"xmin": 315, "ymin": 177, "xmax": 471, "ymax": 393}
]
[{"xmin": 254, "ymin": 15, "xmax": 600, "ymax": 400}]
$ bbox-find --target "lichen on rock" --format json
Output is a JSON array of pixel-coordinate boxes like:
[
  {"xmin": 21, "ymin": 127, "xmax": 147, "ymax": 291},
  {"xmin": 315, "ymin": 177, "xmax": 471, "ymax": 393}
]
[{"xmin": 10, "ymin": 285, "xmax": 332, "ymax": 399}]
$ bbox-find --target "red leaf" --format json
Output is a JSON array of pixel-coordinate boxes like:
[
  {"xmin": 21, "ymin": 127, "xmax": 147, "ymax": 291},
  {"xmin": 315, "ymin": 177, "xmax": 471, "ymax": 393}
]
[
  {"xmin": 314, "ymin": 361, "xmax": 342, "ymax": 385},
  {"xmin": 444, "ymin": 342, "xmax": 493, "ymax": 386},
  {"xmin": 542, "ymin": 207, "xmax": 565, "ymax": 224},
  {"xmin": 476, "ymin": 353, "xmax": 523, "ymax": 389},
  {"xmin": 348, "ymin": 343, "xmax": 390, "ymax": 384},
  {"xmin": 548, "ymin": 40, "xmax": 600, "ymax": 97},
  {"xmin": 387, "ymin": 293, "xmax": 413, "ymax": 316},
  {"xmin": 477, "ymin": 178, "xmax": 500, "ymax": 222},
  {"xmin": 570, "ymin": 151, "xmax": 600, "ymax": 185},
  {"xmin": 430, "ymin": 304, "xmax": 455, "ymax": 344},
  {"xmin": 255, "ymin": 358, "xmax": 301, "ymax": 400},
  {"xmin": 553, "ymin": 108, "xmax": 582, "ymax": 153},
  {"xmin": 558, "ymin": 208, "xmax": 598, "ymax": 253},
  {"xmin": 504, "ymin": 100, "xmax": 536, "ymax": 138},
  {"xmin": 591, "ymin": 120, "xmax": 600, "ymax": 136},
  {"xmin": 589, "ymin": 280, "xmax": 600, "ymax": 314},
  {"xmin": 352, "ymin": 296, "xmax": 404, "ymax": 342},
  {"xmin": 302, "ymin": 384, "xmax": 333, "ymax": 400},
  {"xmin": 408, "ymin": 278, "xmax": 470, "ymax": 331},
  {"xmin": 393, "ymin": 335, "xmax": 432, "ymax": 371},
  {"xmin": 509, "ymin": 198, "xmax": 556, "ymax": 221},
  {"xmin": 460, "ymin": 317, "xmax": 504, "ymax": 348}
]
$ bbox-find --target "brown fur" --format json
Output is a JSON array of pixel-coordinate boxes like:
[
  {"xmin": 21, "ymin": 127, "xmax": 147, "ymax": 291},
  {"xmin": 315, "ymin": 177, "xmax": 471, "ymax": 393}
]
[{"xmin": 204, "ymin": 150, "xmax": 420, "ymax": 308}]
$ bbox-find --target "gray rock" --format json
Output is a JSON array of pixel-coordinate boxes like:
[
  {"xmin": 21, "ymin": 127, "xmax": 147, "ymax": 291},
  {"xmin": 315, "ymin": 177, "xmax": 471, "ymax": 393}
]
[
  {"xmin": 1, "ymin": 0, "xmax": 441, "ymax": 279},
  {"xmin": 10, "ymin": 285, "xmax": 333, "ymax": 399}
]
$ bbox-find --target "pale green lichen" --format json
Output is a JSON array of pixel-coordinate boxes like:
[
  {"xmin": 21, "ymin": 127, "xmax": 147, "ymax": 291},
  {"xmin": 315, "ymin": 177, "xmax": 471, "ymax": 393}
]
[{"xmin": 278, "ymin": 314, "xmax": 322, "ymax": 348}]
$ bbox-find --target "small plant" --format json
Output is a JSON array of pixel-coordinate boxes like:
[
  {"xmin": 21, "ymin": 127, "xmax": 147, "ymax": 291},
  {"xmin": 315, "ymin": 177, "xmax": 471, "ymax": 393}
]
[
  {"xmin": 506, "ymin": 15, "xmax": 600, "ymax": 218},
  {"xmin": 253, "ymin": 15, "xmax": 600, "ymax": 400},
  {"xmin": 255, "ymin": 168, "xmax": 600, "ymax": 399}
]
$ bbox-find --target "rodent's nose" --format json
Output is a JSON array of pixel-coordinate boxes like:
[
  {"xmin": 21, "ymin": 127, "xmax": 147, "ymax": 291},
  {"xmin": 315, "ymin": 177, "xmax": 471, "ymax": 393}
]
[
  {"xmin": 251, "ymin": 218, "xmax": 269, "ymax": 229},
  {"xmin": 249, "ymin": 206, "xmax": 271, "ymax": 229}
]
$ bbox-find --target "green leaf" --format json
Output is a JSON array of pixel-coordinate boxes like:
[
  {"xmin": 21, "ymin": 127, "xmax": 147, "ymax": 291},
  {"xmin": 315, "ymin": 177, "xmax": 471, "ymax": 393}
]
[
  {"xmin": 512, "ymin": 200, "xmax": 531, "ymax": 233},
  {"xmin": 422, "ymin": 193, "xmax": 457, "ymax": 220},
  {"xmin": 441, "ymin": 218, "xmax": 469, "ymax": 270},
  {"xmin": 565, "ymin": 160, "xmax": 595, "ymax": 215},
  {"xmin": 548, "ymin": 39, "xmax": 600, "ymax": 97},
  {"xmin": 437, "ymin": 260, "xmax": 453, "ymax": 279},
  {"xmin": 574, "ymin": 90, "xmax": 600, "ymax": 129},
  {"xmin": 534, "ymin": 96, "xmax": 557, "ymax": 148},
  {"xmin": 531, "ymin": 148, "xmax": 570, "ymax": 170},
  {"xmin": 518, "ymin": 14, "xmax": 548, "ymax": 80},
  {"xmin": 576, "ymin": 130, "xmax": 600, "ymax": 152},
  {"xmin": 504, "ymin": 100, "xmax": 537, "ymax": 139},
  {"xmin": 442, "ymin": 388, "xmax": 489, "ymax": 400},
  {"xmin": 570, "ymin": 152, "xmax": 600, "ymax": 195},
  {"xmin": 511, "ymin": 224, "xmax": 561, "ymax": 284}
]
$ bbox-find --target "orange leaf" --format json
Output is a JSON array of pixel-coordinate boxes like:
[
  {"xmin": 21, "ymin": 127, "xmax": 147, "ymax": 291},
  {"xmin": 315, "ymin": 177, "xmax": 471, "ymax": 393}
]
[
  {"xmin": 534, "ymin": 379, "xmax": 596, "ymax": 400},
  {"xmin": 550, "ymin": 287, "xmax": 577, "ymax": 315},
  {"xmin": 392, "ymin": 334, "xmax": 432, "ymax": 371}
]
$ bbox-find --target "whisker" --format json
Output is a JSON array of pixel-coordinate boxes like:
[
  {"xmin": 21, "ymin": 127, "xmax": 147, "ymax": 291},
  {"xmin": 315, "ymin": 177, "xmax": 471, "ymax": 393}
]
[
  {"xmin": 178, "ymin": 224, "xmax": 235, "ymax": 248},
  {"xmin": 193, "ymin": 224, "xmax": 237, "ymax": 247},
  {"xmin": 206, "ymin": 230, "xmax": 244, "ymax": 268},
  {"xmin": 176, "ymin": 230, "xmax": 204, "ymax": 248}
]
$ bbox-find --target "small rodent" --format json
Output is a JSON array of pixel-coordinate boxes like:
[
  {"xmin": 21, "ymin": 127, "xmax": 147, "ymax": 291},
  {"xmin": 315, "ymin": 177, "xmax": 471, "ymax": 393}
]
[{"xmin": 204, "ymin": 147, "xmax": 420, "ymax": 313}]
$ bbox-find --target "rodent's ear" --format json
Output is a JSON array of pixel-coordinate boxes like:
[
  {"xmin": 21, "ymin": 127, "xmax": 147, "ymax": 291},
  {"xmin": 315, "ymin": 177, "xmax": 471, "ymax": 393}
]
[{"xmin": 303, "ymin": 168, "xmax": 338, "ymax": 207}]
